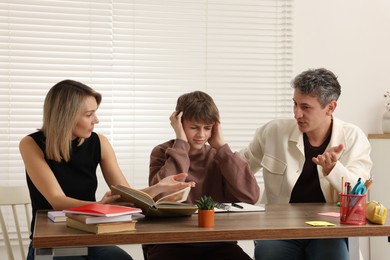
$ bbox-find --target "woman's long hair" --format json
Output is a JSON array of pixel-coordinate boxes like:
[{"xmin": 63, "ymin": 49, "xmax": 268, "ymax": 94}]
[{"xmin": 41, "ymin": 80, "xmax": 101, "ymax": 162}]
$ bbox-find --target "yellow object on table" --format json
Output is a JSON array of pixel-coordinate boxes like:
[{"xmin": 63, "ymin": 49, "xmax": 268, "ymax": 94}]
[{"xmin": 366, "ymin": 201, "xmax": 387, "ymax": 225}]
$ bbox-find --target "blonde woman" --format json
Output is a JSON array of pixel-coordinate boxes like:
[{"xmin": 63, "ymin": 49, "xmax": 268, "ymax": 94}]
[{"xmin": 20, "ymin": 80, "xmax": 195, "ymax": 260}]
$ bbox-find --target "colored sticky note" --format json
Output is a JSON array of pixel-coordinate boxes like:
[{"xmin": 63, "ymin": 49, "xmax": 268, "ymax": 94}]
[
  {"xmin": 305, "ymin": 221, "xmax": 335, "ymax": 227},
  {"xmin": 318, "ymin": 212, "xmax": 340, "ymax": 218}
]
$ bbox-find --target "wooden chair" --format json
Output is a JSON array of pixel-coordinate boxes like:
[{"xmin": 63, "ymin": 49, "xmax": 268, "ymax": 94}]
[{"xmin": 0, "ymin": 186, "xmax": 31, "ymax": 260}]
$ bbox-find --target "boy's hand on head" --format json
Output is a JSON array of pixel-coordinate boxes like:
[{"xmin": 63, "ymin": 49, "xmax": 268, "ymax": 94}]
[
  {"xmin": 312, "ymin": 144, "xmax": 344, "ymax": 175},
  {"xmin": 170, "ymin": 111, "xmax": 187, "ymax": 142},
  {"xmin": 207, "ymin": 122, "xmax": 225, "ymax": 150}
]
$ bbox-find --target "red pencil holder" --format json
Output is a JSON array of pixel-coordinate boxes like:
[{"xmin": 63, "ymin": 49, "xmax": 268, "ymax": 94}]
[{"xmin": 339, "ymin": 193, "xmax": 366, "ymax": 225}]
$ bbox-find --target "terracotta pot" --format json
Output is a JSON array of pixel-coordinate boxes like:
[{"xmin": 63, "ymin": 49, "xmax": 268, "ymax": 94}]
[{"xmin": 198, "ymin": 209, "xmax": 215, "ymax": 228}]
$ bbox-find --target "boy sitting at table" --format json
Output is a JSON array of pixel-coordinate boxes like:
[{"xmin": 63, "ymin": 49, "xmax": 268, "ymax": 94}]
[{"xmin": 143, "ymin": 91, "xmax": 260, "ymax": 260}]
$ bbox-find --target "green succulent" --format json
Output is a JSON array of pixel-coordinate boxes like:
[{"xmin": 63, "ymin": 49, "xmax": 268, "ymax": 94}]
[{"xmin": 195, "ymin": 195, "xmax": 216, "ymax": 210}]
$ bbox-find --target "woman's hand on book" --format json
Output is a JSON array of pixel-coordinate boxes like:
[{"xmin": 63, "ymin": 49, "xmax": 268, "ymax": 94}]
[
  {"xmin": 99, "ymin": 191, "xmax": 135, "ymax": 207},
  {"xmin": 98, "ymin": 191, "xmax": 122, "ymax": 204}
]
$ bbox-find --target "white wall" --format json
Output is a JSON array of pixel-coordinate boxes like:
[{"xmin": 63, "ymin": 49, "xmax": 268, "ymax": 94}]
[
  {"xmin": 294, "ymin": 0, "xmax": 390, "ymax": 135},
  {"xmin": 294, "ymin": 1, "xmax": 390, "ymax": 259}
]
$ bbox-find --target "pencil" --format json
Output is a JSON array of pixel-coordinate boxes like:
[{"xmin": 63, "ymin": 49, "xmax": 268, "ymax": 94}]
[
  {"xmin": 231, "ymin": 203, "xmax": 244, "ymax": 209},
  {"xmin": 364, "ymin": 178, "xmax": 373, "ymax": 192}
]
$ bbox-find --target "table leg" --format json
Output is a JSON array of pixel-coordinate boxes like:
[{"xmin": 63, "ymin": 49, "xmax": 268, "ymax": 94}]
[{"xmin": 348, "ymin": 237, "xmax": 360, "ymax": 260}]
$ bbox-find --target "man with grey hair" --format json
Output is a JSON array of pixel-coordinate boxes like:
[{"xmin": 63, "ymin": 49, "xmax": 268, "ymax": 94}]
[{"xmin": 240, "ymin": 68, "xmax": 372, "ymax": 260}]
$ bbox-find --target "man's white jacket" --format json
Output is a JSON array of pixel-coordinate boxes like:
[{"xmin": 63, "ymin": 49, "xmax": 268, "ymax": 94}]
[{"xmin": 240, "ymin": 117, "xmax": 372, "ymax": 204}]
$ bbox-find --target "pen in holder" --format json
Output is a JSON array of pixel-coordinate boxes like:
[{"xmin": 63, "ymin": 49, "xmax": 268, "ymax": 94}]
[{"xmin": 339, "ymin": 193, "xmax": 366, "ymax": 225}]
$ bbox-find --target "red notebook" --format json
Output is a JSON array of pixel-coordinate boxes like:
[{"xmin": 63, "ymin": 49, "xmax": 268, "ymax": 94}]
[{"xmin": 63, "ymin": 203, "xmax": 142, "ymax": 217}]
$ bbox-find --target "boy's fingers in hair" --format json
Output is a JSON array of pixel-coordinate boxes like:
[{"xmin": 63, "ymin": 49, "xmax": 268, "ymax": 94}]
[{"xmin": 169, "ymin": 111, "xmax": 177, "ymax": 119}]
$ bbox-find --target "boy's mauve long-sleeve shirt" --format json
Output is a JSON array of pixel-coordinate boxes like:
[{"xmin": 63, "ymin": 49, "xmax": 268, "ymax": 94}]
[{"xmin": 149, "ymin": 139, "xmax": 260, "ymax": 204}]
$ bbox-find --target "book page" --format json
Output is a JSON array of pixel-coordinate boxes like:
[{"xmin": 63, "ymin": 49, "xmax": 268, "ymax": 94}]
[
  {"xmin": 156, "ymin": 186, "xmax": 191, "ymax": 204},
  {"xmin": 111, "ymin": 185, "xmax": 155, "ymax": 207}
]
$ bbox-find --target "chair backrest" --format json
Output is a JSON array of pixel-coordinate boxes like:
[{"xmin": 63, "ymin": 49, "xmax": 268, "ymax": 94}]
[{"xmin": 0, "ymin": 186, "xmax": 31, "ymax": 260}]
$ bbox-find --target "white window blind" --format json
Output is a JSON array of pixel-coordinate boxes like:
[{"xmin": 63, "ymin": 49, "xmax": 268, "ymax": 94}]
[{"xmin": 0, "ymin": 0, "xmax": 293, "ymax": 199}]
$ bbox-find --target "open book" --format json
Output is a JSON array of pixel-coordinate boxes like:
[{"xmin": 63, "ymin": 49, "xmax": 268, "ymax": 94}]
[
  {"xmin": 213, "ymin": 202, "xmax": 265, "ymax": 213},
  {"xmin": 110, "ymin": 184, "xmax": 197, "ymax": 217}
]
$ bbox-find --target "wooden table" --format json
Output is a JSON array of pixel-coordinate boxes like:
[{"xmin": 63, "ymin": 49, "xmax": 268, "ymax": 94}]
[{"xmin": 33, "ymin": 203, "xmax": 390, "ymax": 259}]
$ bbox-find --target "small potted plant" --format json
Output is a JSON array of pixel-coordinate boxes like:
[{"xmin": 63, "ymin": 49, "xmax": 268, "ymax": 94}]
[{"xmin": 196, "ymin": 195, "xmax": 216, "ymax": 228}]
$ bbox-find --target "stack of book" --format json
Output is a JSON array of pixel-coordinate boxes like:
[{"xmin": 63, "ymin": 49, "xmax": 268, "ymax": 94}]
[{"xmin": 63, "ymin": 203, "xmax": 142, "ymax": 234}]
